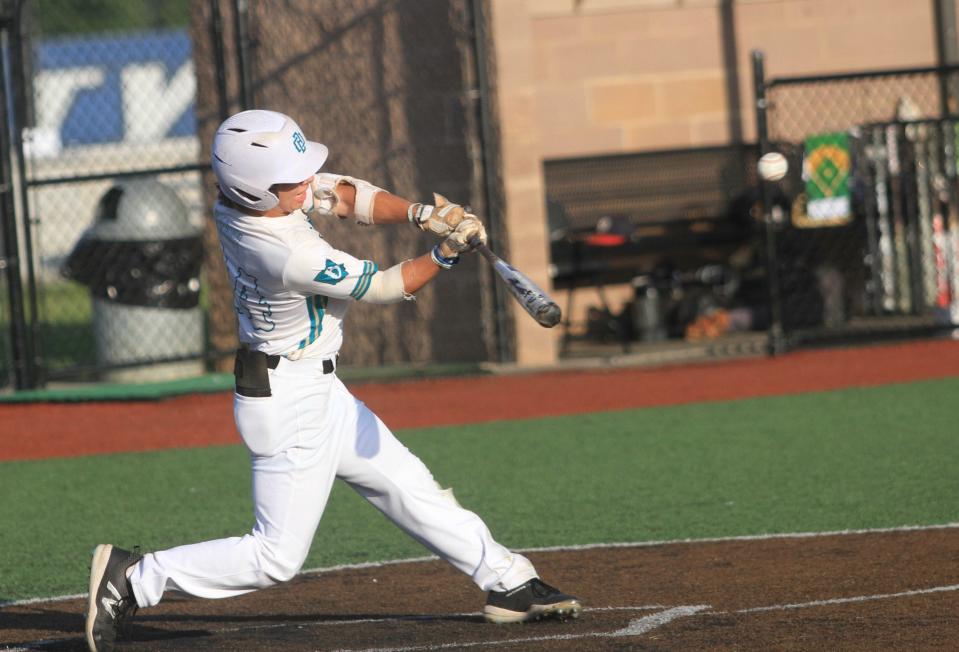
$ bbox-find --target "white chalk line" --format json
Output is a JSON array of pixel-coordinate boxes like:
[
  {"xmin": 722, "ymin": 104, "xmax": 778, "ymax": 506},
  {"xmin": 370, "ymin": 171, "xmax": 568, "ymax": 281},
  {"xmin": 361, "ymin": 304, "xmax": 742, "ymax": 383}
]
[
  {"xmin": 613, "ymin": 605, "xmax": 711, "ymax": 635},
  {"xmin": 4, "ymin": 521, "xmax": 956, "ymax": 609},
  {"xmin": 723, "ymin": 582, "xmax": 959, "ymax": 614}
]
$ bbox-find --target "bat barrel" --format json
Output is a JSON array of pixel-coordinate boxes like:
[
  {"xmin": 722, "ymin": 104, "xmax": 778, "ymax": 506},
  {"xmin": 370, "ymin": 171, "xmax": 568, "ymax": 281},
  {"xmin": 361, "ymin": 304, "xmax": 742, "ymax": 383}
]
[
  {"xmin": 536, "ymin": 303, "xmax": 562, "ymax": 328},
  {"xmin": 469, "ymin": 237, "xmax": 562, "ymax": 329}
]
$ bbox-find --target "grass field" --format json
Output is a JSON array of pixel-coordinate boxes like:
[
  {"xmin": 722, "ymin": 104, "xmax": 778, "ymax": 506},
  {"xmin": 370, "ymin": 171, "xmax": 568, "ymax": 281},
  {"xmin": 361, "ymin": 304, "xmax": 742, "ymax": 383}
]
[
  {"xmin": 1, "ymin": 278, "xmax": 216, "ymax": 380},
  {"xmin": 2, "ymin": 376, "xmax": 958, "ymax": 604}
]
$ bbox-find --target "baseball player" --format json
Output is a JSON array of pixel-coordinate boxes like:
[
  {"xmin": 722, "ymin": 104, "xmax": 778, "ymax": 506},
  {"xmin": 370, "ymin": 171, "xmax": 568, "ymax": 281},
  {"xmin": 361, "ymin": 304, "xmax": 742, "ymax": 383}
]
[{"xmin": 85, "ymin": 110, "xmax": 581, "ymax": 651}]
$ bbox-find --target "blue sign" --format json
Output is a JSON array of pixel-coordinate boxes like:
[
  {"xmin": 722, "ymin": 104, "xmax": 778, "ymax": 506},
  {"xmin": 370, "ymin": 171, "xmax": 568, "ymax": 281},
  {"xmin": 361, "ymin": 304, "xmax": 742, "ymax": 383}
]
[{"xmin": 33, "ymin": 28, "xmax": 196, "ymax": 150}]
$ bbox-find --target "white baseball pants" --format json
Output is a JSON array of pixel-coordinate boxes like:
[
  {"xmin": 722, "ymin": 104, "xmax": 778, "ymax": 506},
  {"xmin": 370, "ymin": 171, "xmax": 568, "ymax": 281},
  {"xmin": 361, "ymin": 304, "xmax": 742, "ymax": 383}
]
[{"xmin": 129, "ymin": 355, "xmax": 537, "ymax": 607}]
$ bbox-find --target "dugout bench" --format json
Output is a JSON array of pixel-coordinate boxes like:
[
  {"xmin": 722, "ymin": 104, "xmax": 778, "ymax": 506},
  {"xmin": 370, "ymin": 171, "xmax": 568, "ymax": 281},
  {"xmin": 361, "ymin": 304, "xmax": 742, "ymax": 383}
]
[{"xmin": 543, "ymin": 144, "xmax": 763, "ymax": 353}]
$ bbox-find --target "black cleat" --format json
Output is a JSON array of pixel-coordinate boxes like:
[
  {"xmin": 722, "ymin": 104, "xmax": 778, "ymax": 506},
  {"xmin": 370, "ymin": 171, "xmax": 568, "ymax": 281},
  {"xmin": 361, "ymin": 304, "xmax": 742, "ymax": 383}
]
[
  {"xmin": 484, "ymin": 578, "xmax": 583, "ymax": 624},
  {"xmin": 85, "ymin": 544, "xmax": 142, "ymax": 651}
]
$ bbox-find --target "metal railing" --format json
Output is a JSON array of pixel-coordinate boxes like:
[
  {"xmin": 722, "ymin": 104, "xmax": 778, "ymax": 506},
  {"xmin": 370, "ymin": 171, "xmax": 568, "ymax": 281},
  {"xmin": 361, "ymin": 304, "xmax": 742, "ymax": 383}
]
[{"xmin": 753, "ymin": 52, "xmax": 959, "ymax": 353}]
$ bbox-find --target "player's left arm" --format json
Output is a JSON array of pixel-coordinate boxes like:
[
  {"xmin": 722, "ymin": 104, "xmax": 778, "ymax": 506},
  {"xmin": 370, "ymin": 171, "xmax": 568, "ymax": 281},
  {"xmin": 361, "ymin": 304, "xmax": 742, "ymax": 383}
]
[
  {"xmin": 309, "ymin": 173, "xmax": 473, "ymax": 235},
  {"xmin": 284, "ymin": 219, "xmax": 485, "ymax": 303},
  {"xmin": 360, "ymin": 217, "xmax": 487, "ymax": 301}
]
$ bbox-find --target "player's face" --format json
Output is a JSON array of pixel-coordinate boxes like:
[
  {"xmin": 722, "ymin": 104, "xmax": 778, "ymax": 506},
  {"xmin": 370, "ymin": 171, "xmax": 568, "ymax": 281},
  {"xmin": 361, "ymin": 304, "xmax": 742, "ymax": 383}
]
[{"xmin": 267, "ymin": 176, "xmax": 313, "ymax": 216}]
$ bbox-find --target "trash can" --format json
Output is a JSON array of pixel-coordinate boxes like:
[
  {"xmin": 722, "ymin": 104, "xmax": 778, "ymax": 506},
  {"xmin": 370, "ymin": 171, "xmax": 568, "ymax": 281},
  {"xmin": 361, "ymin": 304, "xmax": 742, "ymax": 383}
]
[{"xmin": 62, "ymin": 179, "xmax": 204, "ymax": 383}]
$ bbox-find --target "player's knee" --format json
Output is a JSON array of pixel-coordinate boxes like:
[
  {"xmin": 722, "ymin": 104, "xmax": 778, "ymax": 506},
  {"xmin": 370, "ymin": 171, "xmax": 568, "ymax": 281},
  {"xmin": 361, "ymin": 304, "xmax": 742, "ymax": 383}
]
[
  {"xmin": 260, "ymin": 551, "xmax": 305, "ymax": 584},
  {"xmin": 263, "ymin": 557, "xmax": 301, "ymax": 583},
  {"xmin": 253, "ymin": 534, "xmax": 307, "ymax": 584}
]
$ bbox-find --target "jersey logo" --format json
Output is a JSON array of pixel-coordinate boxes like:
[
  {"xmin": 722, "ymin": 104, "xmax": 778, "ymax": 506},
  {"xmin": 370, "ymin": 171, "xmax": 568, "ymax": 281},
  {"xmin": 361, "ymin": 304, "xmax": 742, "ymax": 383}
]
[
  {"xmin": 292, "ymin": 131, "xmax": 306, "ymax": 153},
  {"xmin": 314, "ymin": 259, "xmax": 348, "ymax": 285},
  {"xmin": 233, "ymin": 268, "xmax": 276, "ymax": 332}
]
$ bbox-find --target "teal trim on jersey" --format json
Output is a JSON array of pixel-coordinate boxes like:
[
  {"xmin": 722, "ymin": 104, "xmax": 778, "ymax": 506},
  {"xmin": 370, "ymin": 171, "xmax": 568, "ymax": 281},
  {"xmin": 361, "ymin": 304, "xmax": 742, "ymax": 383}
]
[
  {"xmin": 349, "ymin": 261, "xmax": 379, "ymax": 300},
  {"xmin": 297, "ymin": 294, "xmax": 328, "ymax": 349}
]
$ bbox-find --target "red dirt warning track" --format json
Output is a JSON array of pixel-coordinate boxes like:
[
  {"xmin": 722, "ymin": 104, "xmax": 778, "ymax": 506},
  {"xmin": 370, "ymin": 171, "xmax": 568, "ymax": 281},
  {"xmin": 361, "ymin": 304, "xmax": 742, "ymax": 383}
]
[{"xmin": 3, "ymin": 339, "xmax": 959, "ymax": 462}]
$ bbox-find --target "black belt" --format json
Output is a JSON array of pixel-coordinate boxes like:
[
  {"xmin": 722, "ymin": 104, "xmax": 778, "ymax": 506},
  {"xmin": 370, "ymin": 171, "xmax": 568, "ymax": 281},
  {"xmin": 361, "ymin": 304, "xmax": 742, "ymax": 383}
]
[
  {"xmin": 236, "ymin": 349, "xmax": 337, "ymax": 398},
  {"xmin": 265, "ymin": 353, "xmax": 336, "ymax": 374}
]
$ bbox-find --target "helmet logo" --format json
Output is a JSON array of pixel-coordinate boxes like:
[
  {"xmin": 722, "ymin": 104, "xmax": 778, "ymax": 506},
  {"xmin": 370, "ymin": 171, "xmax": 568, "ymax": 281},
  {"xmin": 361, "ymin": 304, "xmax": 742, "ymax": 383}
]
[{"xmin": 292, "ymin": 131, "xmax": 307, "ymax": 153}]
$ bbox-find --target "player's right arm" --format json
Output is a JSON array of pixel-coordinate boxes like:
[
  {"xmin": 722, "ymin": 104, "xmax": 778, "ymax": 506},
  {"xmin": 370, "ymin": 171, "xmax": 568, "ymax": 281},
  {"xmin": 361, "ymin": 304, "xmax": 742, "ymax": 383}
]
[{"xmin": 308, "ymin": 173, "xmax": 472, "ymax": 236}]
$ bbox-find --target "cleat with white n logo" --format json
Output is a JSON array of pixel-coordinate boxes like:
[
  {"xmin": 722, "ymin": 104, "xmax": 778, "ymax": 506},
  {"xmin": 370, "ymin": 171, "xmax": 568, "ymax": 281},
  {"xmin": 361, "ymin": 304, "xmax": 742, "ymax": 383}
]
[
  {"xmin": 85, "ymin": 544, "xmax": 143, "ymax": 651},
  {"xmin": 484, "ymin": 578, "xmax": 583, "ymax": 624}
]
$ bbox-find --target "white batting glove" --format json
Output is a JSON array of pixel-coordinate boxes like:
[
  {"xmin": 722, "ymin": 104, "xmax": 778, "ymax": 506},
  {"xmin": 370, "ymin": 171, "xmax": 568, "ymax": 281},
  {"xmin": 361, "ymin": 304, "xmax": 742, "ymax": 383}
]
[
  {"xmin": 438, "ymin": 217, "xmax": 486, "ymax": 257},
  {"xmin": 408, "ymin": 193, "xmax": 467, "ymax": 237},
  {"xmin": 431, "ymin": 218, "xmax": 487, "ymax": 269},
  {"xmin": 305, "ymin": 177, "xmax": 339, "ymax": 219}
]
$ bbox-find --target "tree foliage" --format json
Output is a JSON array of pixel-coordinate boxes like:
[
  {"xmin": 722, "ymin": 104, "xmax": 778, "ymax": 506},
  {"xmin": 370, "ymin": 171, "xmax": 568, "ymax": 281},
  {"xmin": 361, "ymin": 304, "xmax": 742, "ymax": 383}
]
[{"xmin": 33, "ymin": 0, "xmax": 189, "ymax": 36}]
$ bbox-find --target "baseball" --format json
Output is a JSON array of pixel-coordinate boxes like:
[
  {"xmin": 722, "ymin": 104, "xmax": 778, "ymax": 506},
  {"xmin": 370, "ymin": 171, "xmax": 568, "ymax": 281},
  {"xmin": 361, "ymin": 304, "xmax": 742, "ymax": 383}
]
[{"xmin": 758, "ymin": 152, "xmax": 788, "ymax": 181}]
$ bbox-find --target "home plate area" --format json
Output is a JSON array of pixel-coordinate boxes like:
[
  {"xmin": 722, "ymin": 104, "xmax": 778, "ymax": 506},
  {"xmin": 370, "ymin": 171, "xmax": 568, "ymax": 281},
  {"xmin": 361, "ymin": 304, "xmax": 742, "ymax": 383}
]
[{"xmin": 4, "ymin": 526, "xmax": 959, "ymax": 651}]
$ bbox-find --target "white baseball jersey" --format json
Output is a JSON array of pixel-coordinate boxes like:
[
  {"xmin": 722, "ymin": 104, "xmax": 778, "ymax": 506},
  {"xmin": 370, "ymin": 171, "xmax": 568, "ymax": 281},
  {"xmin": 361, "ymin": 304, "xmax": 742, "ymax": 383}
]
[{"xmin": 214, "ymin": 200, "xmax": 377, "ymax": 360}]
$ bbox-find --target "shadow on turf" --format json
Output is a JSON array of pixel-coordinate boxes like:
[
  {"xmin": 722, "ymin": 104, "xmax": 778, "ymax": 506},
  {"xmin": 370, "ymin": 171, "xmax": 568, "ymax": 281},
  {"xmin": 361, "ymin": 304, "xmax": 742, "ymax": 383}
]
[
  {"xmin": 0, "ymin": 608, "xmax": 82, "ymax": 636},
  {"xmin": 0, "ymin": 613, "xmax": 209, "ymax": 651},
  {"xmin": 0, "ymin": 608, "xmax": 482, "ymax": 651},
  {"xmin": 133, "ymin": 611, "xmax": 483, "ymax": 625}
]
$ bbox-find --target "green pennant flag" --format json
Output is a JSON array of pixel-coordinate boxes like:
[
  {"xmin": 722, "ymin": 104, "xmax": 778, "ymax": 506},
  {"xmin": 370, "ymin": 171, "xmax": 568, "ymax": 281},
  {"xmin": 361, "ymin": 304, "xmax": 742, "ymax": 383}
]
[{"xmin": 802, "ymin": 132, "xmax": 851, "ymax": 224}]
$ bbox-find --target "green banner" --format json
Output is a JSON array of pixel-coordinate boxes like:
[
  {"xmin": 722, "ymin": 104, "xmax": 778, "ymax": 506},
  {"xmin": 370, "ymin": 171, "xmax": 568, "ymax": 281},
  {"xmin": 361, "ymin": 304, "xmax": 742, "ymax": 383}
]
[{"xmin": 802, "ymin": 131, "xmax": 851, "ymax": 224}]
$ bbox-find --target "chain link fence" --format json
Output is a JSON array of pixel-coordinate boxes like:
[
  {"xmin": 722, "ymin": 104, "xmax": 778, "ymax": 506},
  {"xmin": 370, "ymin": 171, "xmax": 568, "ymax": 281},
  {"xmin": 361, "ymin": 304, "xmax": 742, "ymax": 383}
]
[
  {"xmin": 201, "ymin": 0, "xmax": 503, "ymax": 369},
  {"xmin": 5, "ymin": 1, "xmax": 208, "ymax": 384},
  {"xmin": 1, "ymin": 0, "xmax": 502, "ymax": 389},
  {"xmin": 757, "ymin": 57, "xmax": 959, "ymax": 349}
]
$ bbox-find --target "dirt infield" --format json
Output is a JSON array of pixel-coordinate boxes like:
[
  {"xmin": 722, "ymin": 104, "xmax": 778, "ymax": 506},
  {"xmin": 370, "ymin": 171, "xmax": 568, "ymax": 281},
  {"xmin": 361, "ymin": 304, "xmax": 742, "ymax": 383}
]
[
  {"xmin": 3, "ymin": 339, "xmax": 959, "ymax": 649},
  {"xmin": 3, "ymin": 526, "xmax": 958, "ymax": 650}
]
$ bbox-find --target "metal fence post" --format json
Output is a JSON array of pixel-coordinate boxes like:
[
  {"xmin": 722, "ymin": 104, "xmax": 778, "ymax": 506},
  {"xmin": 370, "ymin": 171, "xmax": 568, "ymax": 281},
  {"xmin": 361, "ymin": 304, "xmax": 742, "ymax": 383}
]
[
  {"xmin": 210, "ymin": 0, "xmax": 231, "ymax": 121},
  {"xmin": 0, "ymin": 5, "xmax": 35, "ymax": 389},
  {"xmin": 468, "ymin": 0, "xmax": 511, "ymax": 363},
  {"xmin": 233, "ymin": 0, "xmax": 253, "ymax": 110},
  {"xmin": 10, "ymin": 0, "xmax": 42, "ymax": 385},
  {"xmin": 935, "ymin": 0, "xmax": 959, "ymax": 115},
  {"xmin": 752, "ymin": 50, "xmax": 787, "ymax": 355}
]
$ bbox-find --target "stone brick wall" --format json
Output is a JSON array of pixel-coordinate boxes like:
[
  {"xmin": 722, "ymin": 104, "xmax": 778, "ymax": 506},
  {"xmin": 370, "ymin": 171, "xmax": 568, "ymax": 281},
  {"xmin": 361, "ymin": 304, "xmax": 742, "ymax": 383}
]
[{"xmin": 490, "ymin": 0, "xmax": 939, "ymax": 357}]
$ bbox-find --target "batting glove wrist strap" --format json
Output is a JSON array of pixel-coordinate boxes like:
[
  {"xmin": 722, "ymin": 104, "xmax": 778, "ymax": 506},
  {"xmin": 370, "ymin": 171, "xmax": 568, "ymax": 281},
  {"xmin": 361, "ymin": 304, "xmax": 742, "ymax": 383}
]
[
  {"xmin": 409, "ymin": 194, "xmax": 466, "ymax": 236},
  {"xmin": 430, "ymin": 244, "xmax": 459, "ymax": 269},
  {"xmin": 408, "ymin": 203, "xmax": 433, "ymax": 228}
]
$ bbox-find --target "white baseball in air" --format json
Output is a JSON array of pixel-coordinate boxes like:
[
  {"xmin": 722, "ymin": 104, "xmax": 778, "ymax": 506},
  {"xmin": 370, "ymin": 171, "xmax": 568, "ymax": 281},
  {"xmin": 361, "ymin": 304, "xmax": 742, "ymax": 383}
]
[{"xmin": 758, "ymin": 152, "xmax": 789, "ymax": 181}]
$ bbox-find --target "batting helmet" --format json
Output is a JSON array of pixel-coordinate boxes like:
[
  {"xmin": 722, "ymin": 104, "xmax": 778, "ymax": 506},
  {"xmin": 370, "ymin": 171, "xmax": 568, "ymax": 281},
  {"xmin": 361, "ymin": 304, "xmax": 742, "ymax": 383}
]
[{"xmin": 212, "ymin": 110, "xmax": 329, "ymax": 211}]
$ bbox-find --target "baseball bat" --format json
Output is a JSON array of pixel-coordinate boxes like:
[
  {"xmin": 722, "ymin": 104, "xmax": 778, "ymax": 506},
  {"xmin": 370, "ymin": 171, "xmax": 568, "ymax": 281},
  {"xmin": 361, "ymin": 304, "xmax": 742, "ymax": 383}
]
[
  {"xmin": 470, "ymin": 240, "xmax": 562, "ymax": 328},
  {"xmin": 886, "ymin": 123, "xmax": 912, "ymax": 312},
  {"xmin": 871, "ymin": 126, "xmax": 897, "ymax": 312},
  {"xmin": 912, "ymin": 123, "xmax": 935, "ymax": 307},
  {"xmin": 857, "ymin": 130, "xmax": 883, "ymax": 314}
]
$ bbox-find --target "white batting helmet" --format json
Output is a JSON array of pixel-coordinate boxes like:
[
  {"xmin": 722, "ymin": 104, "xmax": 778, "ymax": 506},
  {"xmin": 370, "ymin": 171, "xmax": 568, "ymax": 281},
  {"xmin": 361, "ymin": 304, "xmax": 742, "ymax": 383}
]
[{"xmin": 212, "ymin": 110, "xmax": 329, "ymax": 211}]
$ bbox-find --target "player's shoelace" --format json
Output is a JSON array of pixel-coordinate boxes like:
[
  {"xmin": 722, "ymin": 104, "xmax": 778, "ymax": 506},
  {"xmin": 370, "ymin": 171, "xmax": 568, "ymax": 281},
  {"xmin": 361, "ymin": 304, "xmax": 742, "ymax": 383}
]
[
  {"xmin": 113, "ymin": 596, "xmax": 139, "ymax": 636},
  {"xmin": 528, "ymin": 579, "xmax": 561, "ymax": 599}
]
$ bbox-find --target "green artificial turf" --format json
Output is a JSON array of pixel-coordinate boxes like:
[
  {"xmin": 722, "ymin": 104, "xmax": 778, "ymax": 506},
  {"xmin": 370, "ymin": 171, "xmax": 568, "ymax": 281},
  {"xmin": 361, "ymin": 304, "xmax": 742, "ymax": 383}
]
[{"xmin": 2, "ymin": 377, "xmax": 958, "ymax": 602}]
